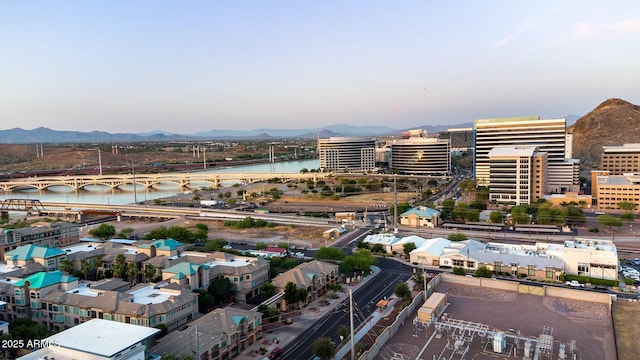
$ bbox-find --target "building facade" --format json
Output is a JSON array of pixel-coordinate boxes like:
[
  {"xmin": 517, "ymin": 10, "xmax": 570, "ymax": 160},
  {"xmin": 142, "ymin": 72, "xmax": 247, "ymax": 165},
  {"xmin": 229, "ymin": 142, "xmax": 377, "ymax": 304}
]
[
  {"xmin": 0, "ymin": 222, "xmax": 79, "ymax": 259},
  {"xmin": 318, "ymin": 137, "xmax": 376, "ymax": 172},
  {"xmin": 389, "ymin": 137, "xmax": 451, "ymax": 175},
  {"xmin": 591, "ymin": 171, "xmax": 640, "ymax": 210},
  {"xmin": 474, "ymin": 117, "xmax": 578, "ymax": 193},
  {"xmin": 488, "ymin": 146, "xmax": 547, "ymax": 205},
  {"xmin": 601, "ymin": 143, "xmax": 640, "ymax": 175}
]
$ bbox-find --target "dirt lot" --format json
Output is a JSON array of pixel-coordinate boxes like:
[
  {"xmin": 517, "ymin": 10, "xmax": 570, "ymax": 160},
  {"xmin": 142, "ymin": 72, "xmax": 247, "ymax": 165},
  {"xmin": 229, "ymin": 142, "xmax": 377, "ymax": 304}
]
[
  {"xmin": 376, "ymin": 282, "xmax": 616, "ymax": 360},
  {"xmin": 611, "ymin": 299, "xmax": 640, "ymax": 359}
]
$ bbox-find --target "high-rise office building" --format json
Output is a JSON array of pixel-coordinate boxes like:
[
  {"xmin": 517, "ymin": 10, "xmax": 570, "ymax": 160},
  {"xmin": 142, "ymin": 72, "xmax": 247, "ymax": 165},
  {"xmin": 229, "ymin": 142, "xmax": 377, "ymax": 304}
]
[
  {"xmin": 389, "ymin": 137, "xmax": 451, "ymax": 176},
  {"xmin": 474, "ymin": 116, "xmax": 578, "ymax": 193},
  {"xmin": 318, "ymin": 137, "xmax": 376, "ymax": 172},
  {"xmin": 488, "ymin": 146, "xmax": 547, "ymax": 205}
]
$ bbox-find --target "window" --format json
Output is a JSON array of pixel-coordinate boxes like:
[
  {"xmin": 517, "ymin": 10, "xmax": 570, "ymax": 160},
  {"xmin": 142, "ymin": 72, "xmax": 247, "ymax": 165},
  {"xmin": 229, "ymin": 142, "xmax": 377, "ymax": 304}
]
[
  {"xmin": 577, "ymin": 263, "xmax": 589, "ymax": 275},
  {"xmin": 546, "ymin": 267, "xmax": 553, "ymax": 279},
  {"xmin": 528, "ymin": 265, "xmax": 535, "ymax": 276},
  {"xmin": 452, "ymin": 259, "xmax": 465, "ymax": 267}
]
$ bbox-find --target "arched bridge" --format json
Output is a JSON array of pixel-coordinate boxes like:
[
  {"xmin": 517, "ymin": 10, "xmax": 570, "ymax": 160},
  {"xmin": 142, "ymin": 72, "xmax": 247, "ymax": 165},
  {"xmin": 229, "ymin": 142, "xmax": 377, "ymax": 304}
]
[{"xmin": 0, "ymin": 172, "xmax": 329, "ymax": 191}]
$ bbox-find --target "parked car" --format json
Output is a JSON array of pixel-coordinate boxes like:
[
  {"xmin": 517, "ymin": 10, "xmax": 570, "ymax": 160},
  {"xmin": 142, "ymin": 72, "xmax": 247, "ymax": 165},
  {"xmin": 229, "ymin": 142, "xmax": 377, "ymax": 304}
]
[
  {"xmin": 269, "ymin": 347, "xmax": 283, "ymax": 359},
  {"xmin": 565, "ymin": 280, "xmax": 585, "ymax": 288}
]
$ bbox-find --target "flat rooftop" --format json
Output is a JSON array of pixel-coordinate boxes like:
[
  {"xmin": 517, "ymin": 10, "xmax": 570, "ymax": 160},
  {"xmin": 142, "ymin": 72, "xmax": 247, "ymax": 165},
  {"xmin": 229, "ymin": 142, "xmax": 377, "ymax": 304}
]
[
  {"xmin": 23, "ymin": 318, "xmax": 160, "ymax": 359},
  {"xmin": 129, "ymin": 285, "xmax": 172, "ymax": 304}
]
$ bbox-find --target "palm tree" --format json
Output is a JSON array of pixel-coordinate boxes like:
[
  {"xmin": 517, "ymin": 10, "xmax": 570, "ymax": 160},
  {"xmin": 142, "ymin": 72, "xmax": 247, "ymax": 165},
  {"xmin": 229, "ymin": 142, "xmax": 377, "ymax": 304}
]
[
  {"xmin": 143, "ymin": 264, "xmax": 156, "ymax": 283},
  {"xmin": 112, "ymin": 254, "xmax": 127, "ymax": 279},
  {"xmin": 80, "ymin": 260, "xmax": 93, "ymax": 280},
  {"xmin": 93, "ymin": 255, "xmax": 105, "ymax": 279},
  {"xmin": 126, "ymin": 262, "xmax": 139, "ymax": 286},
  {"xmin": 59, "ymin": 259, "xmax": 74, "ymax": 274}
]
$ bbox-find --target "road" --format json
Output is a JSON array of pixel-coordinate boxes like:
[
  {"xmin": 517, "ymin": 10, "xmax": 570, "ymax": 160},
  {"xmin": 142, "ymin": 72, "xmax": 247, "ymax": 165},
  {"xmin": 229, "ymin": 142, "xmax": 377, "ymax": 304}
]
[{"xmin": 280, "ymin": 258, "xmax": 413, "ymax": 360}]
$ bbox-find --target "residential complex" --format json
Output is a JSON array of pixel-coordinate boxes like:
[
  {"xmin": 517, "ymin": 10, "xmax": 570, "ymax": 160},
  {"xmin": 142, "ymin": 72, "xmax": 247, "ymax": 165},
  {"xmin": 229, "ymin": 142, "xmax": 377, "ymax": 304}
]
[
  {"xmin": 0, "ymin": 222, "xmax": 79, "ymax": 258},
  {"xmin": 474, "ymin": 116, "xmax": 579, "ymax": 194},
  {"xmin": 487, "ymin": 146, "xmax": 547, "ymax": 205},
  {"xmin": 601, "ymin": 143, "xmax": 640, "ymax": 175},
  {"xmin": 318, "ymin": 137, "xmax": 376, "ymax": 172},
  {"xmin": 271, "ymin": 260, "xmax": 339, "ymax": 308}
]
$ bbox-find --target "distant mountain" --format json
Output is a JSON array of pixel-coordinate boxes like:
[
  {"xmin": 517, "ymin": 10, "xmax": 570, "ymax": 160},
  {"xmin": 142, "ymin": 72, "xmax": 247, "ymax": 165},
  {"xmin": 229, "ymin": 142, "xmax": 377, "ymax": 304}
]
[
  {"xmin": 192, "ymin": 124, "xmax": 398, "ymax": 138},
  {"xmin": 569, "ymin": 98, "xmax": 640, "ymax": 172}
]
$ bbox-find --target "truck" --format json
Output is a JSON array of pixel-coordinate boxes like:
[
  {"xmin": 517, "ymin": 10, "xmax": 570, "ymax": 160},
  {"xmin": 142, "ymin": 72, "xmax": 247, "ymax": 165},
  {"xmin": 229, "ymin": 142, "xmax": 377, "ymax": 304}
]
[{"xmin": 565, "ymin": 280, "xmax": 585, "ymax": 288}]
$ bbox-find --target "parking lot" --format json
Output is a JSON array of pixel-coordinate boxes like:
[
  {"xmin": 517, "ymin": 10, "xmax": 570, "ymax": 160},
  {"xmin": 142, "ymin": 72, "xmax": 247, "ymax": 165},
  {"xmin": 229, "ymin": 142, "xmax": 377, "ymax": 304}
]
[{"xmin": 620, "ymin": 257, "xmax": 640, "ymax": 285}]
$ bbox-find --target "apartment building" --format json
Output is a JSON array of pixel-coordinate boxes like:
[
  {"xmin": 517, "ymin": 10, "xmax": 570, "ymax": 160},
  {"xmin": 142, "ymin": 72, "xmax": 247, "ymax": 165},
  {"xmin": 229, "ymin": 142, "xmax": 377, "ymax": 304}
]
[
  {"xmin": 601, "ymin": 143, "xmax": 640, "ymax": 175},
  {"xmin": 0, "ymin": 222, "xmax": 79, "ymax": 258},
  {"xmin": 389, "ymin": 137, "xmax": 451, "ymax": 176},
  {"xmin": 318, "ymin": 137, "xmax": 376, "ymax": 172},
  {"xmin": 0, "ymin": 271, "xmax": 197, "ymax": 332},
  {"xmin": 487, "ymin": 146, "xmax": 547, "ymax": 205},
  {"xmin": 272, "ymin": 260, "xmax": 339, "ymax": 308},
  {"xmin": 474, "ymin": 116, "xmax": 579, "ymax": 193},
  {"xmin": 591, "ymin": 170, "xmax": 640, "ymax": 210},
  {"xmin": 4, "ymin": 244, "xmax": 67, "ymax": 272},
  {"xmin": 151, "ymin": 307, "xmax": 263, "ymax": 360}
]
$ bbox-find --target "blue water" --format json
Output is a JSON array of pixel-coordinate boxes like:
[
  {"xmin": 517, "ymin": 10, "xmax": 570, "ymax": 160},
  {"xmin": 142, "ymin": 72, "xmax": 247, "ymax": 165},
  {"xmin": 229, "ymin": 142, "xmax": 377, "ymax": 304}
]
[{"xmin": 0, "ymin": 159, "xmax": 319, "ymax": 205}]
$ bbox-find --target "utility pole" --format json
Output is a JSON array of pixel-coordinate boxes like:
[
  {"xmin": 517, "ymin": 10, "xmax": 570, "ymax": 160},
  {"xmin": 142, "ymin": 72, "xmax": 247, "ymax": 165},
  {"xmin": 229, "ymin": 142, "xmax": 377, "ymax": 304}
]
[
  {"xmin": 350, "ymin": 289, "xmax": 355, "ymax": 360},
  {"xmin": 98, "ymin": 148, "xmax": 102, "ymax": 175},
  {"xmin": 393, "ymin": 175, "xmax": 398, "ymax": 230}
]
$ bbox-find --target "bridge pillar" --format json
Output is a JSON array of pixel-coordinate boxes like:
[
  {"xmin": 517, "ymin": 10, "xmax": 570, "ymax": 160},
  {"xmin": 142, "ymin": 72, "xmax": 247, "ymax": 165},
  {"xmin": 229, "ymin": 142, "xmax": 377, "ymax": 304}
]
[
  {"xmin": 77, "ymin": 213, "xmax": 85, "ymax": 222},
  {"xmin": 1, "ymin": 211, "xmax": 8, "ymax": 221}
]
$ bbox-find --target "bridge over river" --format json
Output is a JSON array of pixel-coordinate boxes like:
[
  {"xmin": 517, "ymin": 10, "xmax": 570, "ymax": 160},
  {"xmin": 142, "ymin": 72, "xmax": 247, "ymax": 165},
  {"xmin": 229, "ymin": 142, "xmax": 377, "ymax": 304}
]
[{"xmin": 0, "ymin": 172, "xmax": 328, "ymax": 191}]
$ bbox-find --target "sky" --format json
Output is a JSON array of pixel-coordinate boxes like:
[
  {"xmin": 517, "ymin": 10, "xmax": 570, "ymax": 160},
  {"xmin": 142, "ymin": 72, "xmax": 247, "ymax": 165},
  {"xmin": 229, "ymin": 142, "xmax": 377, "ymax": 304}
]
[{"xmin": 2, "ymin": 1, "xmax": 640, "ymax": 134}]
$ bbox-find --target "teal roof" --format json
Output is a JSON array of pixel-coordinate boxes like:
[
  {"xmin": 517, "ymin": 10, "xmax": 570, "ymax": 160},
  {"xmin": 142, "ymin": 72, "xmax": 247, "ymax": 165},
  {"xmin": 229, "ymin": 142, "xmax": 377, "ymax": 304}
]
[
  {"xmin": 138, "ymin": 238, "xmax": 183, "ymax": 251},
  {"xmin": 5, "ymin": 244, "xmax": 65, "ymax": 261},
  {"xmin": 14, "ymin": 271, "xmax": 78, "ymax": 289},
  {"xmin": 163, "ymin": 262, "xmax": 202, "ymax": 276},
  {"xmin": 400, "ymin": 206, "xmax": 441, "ymax": 218},
  {"xmin": 232, "ymin": 315, "xmax": 247, "ymax": 325}
]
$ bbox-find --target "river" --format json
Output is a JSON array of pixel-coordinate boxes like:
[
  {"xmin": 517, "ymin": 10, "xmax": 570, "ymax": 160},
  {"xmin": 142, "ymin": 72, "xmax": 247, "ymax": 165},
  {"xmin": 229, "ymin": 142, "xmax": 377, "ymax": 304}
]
[{"xmin": 0, "ymin": 159, "xmax": 319, "ymax": 205}]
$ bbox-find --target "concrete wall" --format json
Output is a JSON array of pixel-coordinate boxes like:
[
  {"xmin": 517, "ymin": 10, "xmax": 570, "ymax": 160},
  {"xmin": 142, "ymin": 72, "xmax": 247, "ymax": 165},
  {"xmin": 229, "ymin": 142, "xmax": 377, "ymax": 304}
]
[
  {"xmin": 545, "ymin": 286, "xmax": 614, "ymax": 305},
  {"xmin": 440, "ymin": 273, "xmax": 519, "ymax": 291}
]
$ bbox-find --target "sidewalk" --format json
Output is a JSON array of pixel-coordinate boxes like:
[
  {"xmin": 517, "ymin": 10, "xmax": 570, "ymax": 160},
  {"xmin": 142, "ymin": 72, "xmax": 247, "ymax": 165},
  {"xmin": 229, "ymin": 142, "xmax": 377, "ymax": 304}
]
[{"xmin": 242, "ymin": 266, "xmax": 382, "ymax": 359}]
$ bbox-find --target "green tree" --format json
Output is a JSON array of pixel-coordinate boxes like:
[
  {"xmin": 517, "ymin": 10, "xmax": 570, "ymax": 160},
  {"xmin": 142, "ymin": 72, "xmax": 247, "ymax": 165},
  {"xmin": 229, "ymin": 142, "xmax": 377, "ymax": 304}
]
[
  {"xmin": 80, "ymin": 260, "xmax": 93, "ymax": 280},
  {"xmin": 510, "ymin": 206, "xmax": 530, "ymax": 224},
  {"xmin": 313, "ymin": 337, "xmax": 336, "ymax": 360},
  {"xmin": 261, "ymin": 282, "xmax": 277, "ymax": 299},
  {"xmin": 117, "ymin": 227, "xmax": 135, "ymax": 239},
  {"xmin": 394, "ymin": 282, "xmax": 412, "ymax": 303},
  {"xmin": 489, "ymin": 211, "xmax": 504, "ymax": 224},
  {"xmin": 337, "ymin": 325, "xmax": 349, "ymax": 341},
  {"xmin": 618, "ymin": 201, "xmax": 637, "ymax": 211},
  {"xmin": 340, "ymin": 249, "xmax": 377, "ymax": 275},
  {"xmin": 448, "ymin": 232, "xmax": 467, "ymax": 241},
  {"xmin": 209, "ymin": 277, "xmax": 233, "ymax": 305},
  {"xmin": 296, "ymin": 287, "xmax": 309, "ymax": 307},
  {"xmin": 60, "ymin": 258, "xmax": 74, "ymax": 273},
  {"xmin": 598, "ymin": 214, "xmax": 623, "ymax": 237},
  {"xmin": 255, "ymin": 241, "xmax": 268, "ymax": 250},
  {"xmin": 284, "ymin": 282, "xmax": 298, "ymax": 309},
  {"xmin": 475, "ymin": 266, "xmax": 493, "ymax": 278},
  {"xmin": 112, "ymin": 253, "xmax": 127, "ymax": 278},
  {"xmin": 89, "ymin": 223, "xmax": 116, "ymax": 240},
  {"xmin": 93, "ymin": 254, "xmax": 105, "ymax": 279},
  {"xmin": 452, "ymin": 267, "xmax": 466, "ymax": 275},
  {"xmin": 315, "ymin": 247, "xmax": 346, "ymax": 261},
  {"xmin": 195, "ymin": 289, "xmax": 215, "ymax": 313},
  {"xmin": 143, "ymin": 263, "xmax": 157, "ymax": 283},
  {"xmin": 403, "ymin": 242, "xmax": 416, "ymax": 256},
  {"xmin": 126, "ymin": 262, "xmax": 139, "ymax": 285}
]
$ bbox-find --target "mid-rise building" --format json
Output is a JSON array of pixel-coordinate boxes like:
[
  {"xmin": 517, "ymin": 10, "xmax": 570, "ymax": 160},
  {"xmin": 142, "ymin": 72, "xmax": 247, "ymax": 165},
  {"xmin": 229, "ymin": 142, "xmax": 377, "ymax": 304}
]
[
  {"xmin": 0, "ymin": 271, "xmax": 198, "ymax": 332},
  {"xmin": 488, "ymin": 146, "xmax": 547, "ymax": 205},
  {"xmin": 0, "ymin": 222, "xmax": 79, "ymax": 258},
  {"xmin": 318, "ymin": 137, "xmax": 376, "ymax": 172},
  {"xmin": 601, "ymin": 143, "xmax": 640, "ymax": 175},
  {"xmin": 389, "ymin": 137, "xmax": 451, "ymax": 176},
  {"xmin": 271, "ymin": 260, "xmax": 339, "ymax": 309},
  {"xmin": 591, "ymin": 170, "xmax": 640, "ymax": 210},
  {"xmin": 474, "ymin": 116, "xmax": 578, "ymax": 193},
  {"xmin": 4, "ymin": 244, "xmax": 66, "ymax": 272},
  {"xmin": 439, "ymin": 127, "xmax": 474, "ymax": 152}
]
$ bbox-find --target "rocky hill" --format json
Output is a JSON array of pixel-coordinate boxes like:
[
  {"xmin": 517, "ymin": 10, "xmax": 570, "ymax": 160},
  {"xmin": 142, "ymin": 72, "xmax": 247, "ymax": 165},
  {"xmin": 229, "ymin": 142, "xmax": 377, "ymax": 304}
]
[{"xmin": 569, "ymin": 98, "xmax": 640, "ymax": 174}]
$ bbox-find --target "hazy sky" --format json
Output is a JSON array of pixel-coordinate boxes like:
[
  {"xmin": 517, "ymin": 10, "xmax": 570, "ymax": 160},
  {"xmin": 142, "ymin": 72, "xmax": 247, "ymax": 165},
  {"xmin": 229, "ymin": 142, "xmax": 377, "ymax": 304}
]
[{"xmin": 2, "ymin": 1, "xmax": 640, "ymax": 134}]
